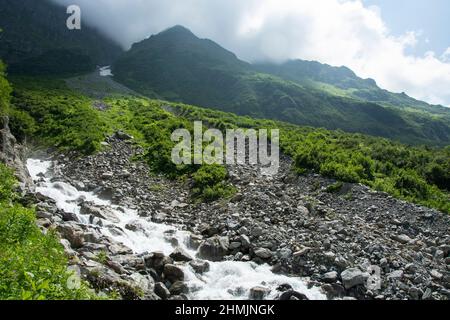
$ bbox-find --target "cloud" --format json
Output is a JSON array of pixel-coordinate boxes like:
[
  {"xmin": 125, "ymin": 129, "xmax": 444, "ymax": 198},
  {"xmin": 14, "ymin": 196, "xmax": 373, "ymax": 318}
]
[
  {"xmin": 442, "ymin": 47, "xmax": 450, "ymax": 62},
  {"xmin": 52, "ymin": 0, "xmax": 450, "ymax": 106}
]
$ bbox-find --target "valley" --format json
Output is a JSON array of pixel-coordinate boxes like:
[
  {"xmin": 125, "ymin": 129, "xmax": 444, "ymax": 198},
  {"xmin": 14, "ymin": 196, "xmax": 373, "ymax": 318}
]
[{"xmin": 0, "ymin": 1, "xmax": 449, "ymax": 302}]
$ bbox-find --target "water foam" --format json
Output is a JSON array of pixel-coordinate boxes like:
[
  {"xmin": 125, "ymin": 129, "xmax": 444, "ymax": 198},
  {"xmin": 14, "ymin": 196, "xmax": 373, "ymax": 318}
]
[{"xmin": 27, "ymin": 158, "xmax": 325, "ymax": 300}]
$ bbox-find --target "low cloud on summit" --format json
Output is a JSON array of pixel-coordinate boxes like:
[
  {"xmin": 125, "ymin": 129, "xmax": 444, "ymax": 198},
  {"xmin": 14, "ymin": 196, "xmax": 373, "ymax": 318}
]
[{"xmin": 53, "ymin": 0, "xmax": 450, "ymax": 106}]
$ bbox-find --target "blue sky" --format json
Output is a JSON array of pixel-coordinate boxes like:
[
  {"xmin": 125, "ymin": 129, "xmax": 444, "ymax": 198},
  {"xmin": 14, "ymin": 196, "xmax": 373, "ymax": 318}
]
[{"xmin": 363, "ymin": 0, "xmax": 449, "ymax": 56}]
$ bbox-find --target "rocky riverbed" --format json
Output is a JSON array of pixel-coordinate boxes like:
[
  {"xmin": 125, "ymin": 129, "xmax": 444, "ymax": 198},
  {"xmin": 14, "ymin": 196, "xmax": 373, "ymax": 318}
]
[{"xmin": 26, "ymin": 132, "xmax": 450, "ymax": 300}]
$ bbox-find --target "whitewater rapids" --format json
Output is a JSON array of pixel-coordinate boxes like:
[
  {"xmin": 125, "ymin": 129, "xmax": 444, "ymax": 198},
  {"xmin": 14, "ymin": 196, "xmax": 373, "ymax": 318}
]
[{"xmin": 27, "ymin": 158, "xmax": 325, "ymax": 300}]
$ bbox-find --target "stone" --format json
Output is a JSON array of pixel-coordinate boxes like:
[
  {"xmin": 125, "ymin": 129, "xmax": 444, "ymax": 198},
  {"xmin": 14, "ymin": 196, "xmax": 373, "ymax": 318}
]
[
  {"xmin": 197, "ymin": 236, "xmax": 229, "ymax": 262},
  {"xmin": 238, "ymin": 226, "xmax": 249, "ymax": 235},
  {"xmin": 254, "ymin": 248, "xmax": 272, "ymax": 259},
  {"xmin": 430, "ymin": 270, "xmax": 443, "ymax": 280},
  {"xmin": 240, "ymin": 235, "xmax": 251, "ymax": 248},
  {"xmin": 169, "ymin": 281, "xmax": 189, "ymax": 295},
  {"xmin": 392, "ymin": 234, "xmax": 412, "ymax": 244},
  {"xmin": 279, "ymin": 290, "xmax": 309, "ymax": 301},
  {"xmin": 251, "ymin": 226, "xmax": 264, "ymax": 237},
  {"xmin": 341, "ymin": 268, "xmax": 365, "ymax": 289},
  {"xmin": 387, "ymin": 270, "xmax": 404, "ymax": 280},
  {"xmin": 56, "ymin": 223, "xmax": 85, "ymax": 249},
  {"xmin": 422, "ymin": 288, "xmax": 433, "ymax": 300},
  {"xmin": 293, "ymin": 247, "xmax": 311, "ymax": 259},
  {"xmin": 114, "ymin": 131, "xmax": 133, "ymax": 140},
  {"xmin": 154, "ymin": 282, "xmax": 170, "ymax": 300},
  {"xmin": 277, "ymin": 248, "xmax": 293, "ymax": 260},
  {"xmin": 189, "ymin": 260, "xmax": 210, "ymax": 274},
  {"xmin": 229, "ymin": 242, "xmax": 242, "ymax": 250},
  {"xmin": 163, "ymin": 264, "xmax": 185, "ymax": 282},
  {"xmin": 323, "ymin": 271, "xmax": 338, "ymax": 283},
  {"xmin": 170, "ymin": 247, "xmax": 193, "ymax": 262},
  {"xmin": 128, "ymin": 273, "xmax": 154, "ymax": 293},
  {"xmin": 249, "ymin": 286, "xmax": 271, "ymax": 300}
]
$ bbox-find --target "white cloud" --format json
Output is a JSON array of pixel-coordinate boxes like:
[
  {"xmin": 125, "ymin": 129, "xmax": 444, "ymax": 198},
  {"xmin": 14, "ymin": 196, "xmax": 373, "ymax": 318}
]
[
  {"xmin": 52, "ymin": 0, "xmax": 450, "ymax": 106},
  {"xmin": 442, "ymin": 47, "xmax": 450, "ymax": 62}
]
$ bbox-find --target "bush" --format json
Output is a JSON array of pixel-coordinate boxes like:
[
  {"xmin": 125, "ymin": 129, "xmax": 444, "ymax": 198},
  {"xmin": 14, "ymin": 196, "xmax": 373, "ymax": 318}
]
[
  {"xmin": 0, "ymin": 164, "xmax": 98, "ymax": 300},
  {"xmin": 192, "ymin": 165, "xmax": 235, "ymax": 201},
  {"xmin": 10, "ymin": 80, "xmax": 106, "ymax": 154},
  {"xmin": 0, "ymin": 164, "xmax": 16, "ymax": 203},
  {"xmin": 394, "ymin": 169, "xmax": 430, "ymax": 199}
]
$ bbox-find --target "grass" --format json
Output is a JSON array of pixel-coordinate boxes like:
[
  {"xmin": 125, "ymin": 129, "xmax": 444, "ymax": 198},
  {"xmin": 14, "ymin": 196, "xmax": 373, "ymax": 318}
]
[{"xmin": 0, "ymin": 163, "xmax": 100, "ymax": 300}]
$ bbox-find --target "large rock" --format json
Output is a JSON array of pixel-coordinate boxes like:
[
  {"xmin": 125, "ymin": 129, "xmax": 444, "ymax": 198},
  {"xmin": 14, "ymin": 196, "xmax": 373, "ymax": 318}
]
[
  {"xmin": 154, "ymin": 282, "xmax": 171, "ymax": 300},
  {"xmin": 169, "ymin": 281, "xmax": 189, "ymax": 295},
  {"xmin": 254, "ymin": 248, "xmax": 272, "ymax": 259},
  {"xmin": 341, "ymin": 268, "xmax": 365, "ymax": 289},
  {"xmin": 249, "ymin": 286, "xmax": 271, "ymax": 300},
  {"xmin": 80, "ymin": 202, "xmax": 120, "ymax": 223},
  {"xmin": 56, "ymin": 222, "xmax": 85, "ymax": 249},
  {"xmin": 279, "ymin": 290, "xmax": 309, "ymax": 301},
  {"xmin": 0, "ymin": 116, "xmax": 33, "ymax": 192},
  {"xmin": 197, "ymin": 236, "xmax": 229, "ymax": 262},
  {"xmin": 170, "ymin": 247, "xmax": 193, "ymax": 262},
  {"xmin": 163, "ymin": 264, "xmax": 185, "ymax": 282},
  {"xmin": 323, "ymin": 271, "xmax": 338, "ymax": 283},
  {"xmin": 189, "ymin": 260, "xmax": 210, "ymax": 274}
]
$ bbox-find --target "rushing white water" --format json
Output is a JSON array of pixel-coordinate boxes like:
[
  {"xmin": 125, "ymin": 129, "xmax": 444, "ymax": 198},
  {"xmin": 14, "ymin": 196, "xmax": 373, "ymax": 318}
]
[
  {"xmin": 99, "ymin": 66, "xmax": 113, "ymax": 77},
  {"xmin": 27, "ymin": 158, "xmax": 325, "ymax": 300}
]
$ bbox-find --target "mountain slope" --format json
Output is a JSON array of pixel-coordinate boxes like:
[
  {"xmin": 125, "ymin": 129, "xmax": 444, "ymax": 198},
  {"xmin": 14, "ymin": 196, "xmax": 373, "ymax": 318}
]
[
  {"xmin": 113, "ymin": 26, "xmax": 450, "ymax": 146},
  {"xmin": 254, "ymin": 60, "xmax": 449, "ymax": 115},
  {"xmin": 0, "ymin": 0, "xmax": 123, "ymax": 75}
]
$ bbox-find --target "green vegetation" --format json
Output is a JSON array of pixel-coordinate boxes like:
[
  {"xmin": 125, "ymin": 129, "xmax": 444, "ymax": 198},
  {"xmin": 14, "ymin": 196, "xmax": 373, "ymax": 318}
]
[
  {"xmin": 9, "ymin": 77, "xmax": 107, "ymax": 154},
  {"xmin": 113, "ymin": 26, "xmax": 450, "ymax": 146},
  {"xmin": 6, "ymin": 75, "xmax": 449, "ymax": 212},
  {"xmin": 0, "ymin": 164, "xmax": 98, "ymax": 300},
  {"xmin": 101, "ymin": 98, "xmax": 235, "ymax": 201},
  {"xmin": 0, "ymin": 61, "xmax": 12, "ymax": 116},
  {"xmin": 8, "ymin": 78, "xmax": 235, "ymax": 202},
  {"xmin": 1, "ymin": 69, "xmax": 101, "ymax": 300},
  {"xmin": 192, "ymin": 165, "xmax": 236, "ymax": 202},
  {"xmin": 171, "ymin": 103, "xmax": 450, "ymax": 213}
]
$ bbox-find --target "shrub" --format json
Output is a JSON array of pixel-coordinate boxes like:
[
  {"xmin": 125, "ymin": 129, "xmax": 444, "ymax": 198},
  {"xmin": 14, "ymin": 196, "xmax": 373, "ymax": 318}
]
[
  {"xmin": 0, "ymin": 165, "xmax": 98, "ymax": 300},
  {"xmin": 0, "ymin": 164, "xmax": 16, "ymax": 203},
  {"xmin": 192, "ymin": 165, "xmax": 235, "ymax": 201}
]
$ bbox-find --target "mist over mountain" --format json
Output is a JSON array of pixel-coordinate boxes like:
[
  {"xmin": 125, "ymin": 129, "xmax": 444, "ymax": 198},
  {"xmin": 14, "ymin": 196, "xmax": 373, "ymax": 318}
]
[
  {"xmin": 0, "ymin": 0, "xmax": 123, "ymax": 75},
  {"xmin": 113, "ymin": 26, "xmax": 450, "ymax": 146}
]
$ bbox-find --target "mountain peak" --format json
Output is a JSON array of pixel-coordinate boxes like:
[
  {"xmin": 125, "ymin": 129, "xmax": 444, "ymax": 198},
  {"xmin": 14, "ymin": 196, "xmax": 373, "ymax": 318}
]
[{"xmin": 158, "ymin": 25, "xmax": 196, "ymax": 38}]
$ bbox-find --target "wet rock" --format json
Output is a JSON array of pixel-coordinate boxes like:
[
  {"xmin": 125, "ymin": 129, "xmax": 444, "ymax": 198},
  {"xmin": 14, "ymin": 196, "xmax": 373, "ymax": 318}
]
[
  {"xmin": 189, "ymin": 260, "xmax": 210, "ymax": 274},
  {"xmin": 169, "ymin": 281, "xmax": 189, "ymax": 295},
  {"xmin": 249, "ymin": 286, "xmax": 271, "ymax": 300},
  {"xmin": 170, "ymin": 247, "xmax": 193, "ymax": 262},
  {"xmin": 163, "ymin": 264, "xmax": 185, "ymax": 282},
  {"xmin": 279, "ymin": 290, "xmax": 309, "ymax": 301},
  {"xmin": 197, "ymin": 236, "xmax": 229, "ymax": 262},
  {"xmin": 154, "ymin": 281, "xmax": 170, "ymax": 300}
]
